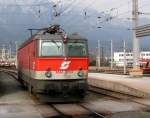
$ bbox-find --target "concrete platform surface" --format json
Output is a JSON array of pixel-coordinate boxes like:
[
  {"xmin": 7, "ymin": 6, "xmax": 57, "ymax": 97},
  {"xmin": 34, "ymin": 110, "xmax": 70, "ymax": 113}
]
[{"xmin": 88, "ymin": 73, "xmax": 150, "ymax": 98}]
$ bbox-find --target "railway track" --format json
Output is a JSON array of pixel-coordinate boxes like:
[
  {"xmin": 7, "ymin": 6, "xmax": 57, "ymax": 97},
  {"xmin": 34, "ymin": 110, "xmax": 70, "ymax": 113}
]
[
  {"xmin": 0, "ymin": 68, "xmax": 18, "ymax": 81},
  {"xmin": 88, "ymin": 86, "xmax": 137, "ymax": 100},
  {"xmin": 88, "ymin": 85, "xmax": 150, "ymax": 114},
  {"xmin": 49, "ymin": 104, "xmax": 106, "ymax": 118},
  {"xmin": 78, "ymin": 104, "xmax": 105, "ymax": 118},
  {"xmin": 1, "ymin": 68, "xmax": 150, "ymax": 101},
  {"xmin": 1, "ymin": 68, "xmax": 150, "ymax": 118},
  {"xmin": 1, "ymin": 68, "xmax": 150, "ymax": 102},
  {"xmin": 0, "ymin": 102, "xmax": 105, "ymax": 118},
  {"xmin": 0, "ymin": 68, "xmax": 106, "ymax": 118}
]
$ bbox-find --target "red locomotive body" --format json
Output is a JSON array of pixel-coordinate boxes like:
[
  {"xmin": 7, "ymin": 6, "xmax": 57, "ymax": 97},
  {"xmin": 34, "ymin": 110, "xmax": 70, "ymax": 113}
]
[{"xmin": 17, "ymin": 25, "xmax": 88, "ymax": 101}]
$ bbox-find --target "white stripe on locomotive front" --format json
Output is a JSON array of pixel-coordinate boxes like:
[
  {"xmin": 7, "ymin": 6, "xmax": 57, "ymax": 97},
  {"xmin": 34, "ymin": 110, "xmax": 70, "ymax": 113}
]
[{"xmin": 20, "ymin": 69, "xmax": 88, "ymax": 80}]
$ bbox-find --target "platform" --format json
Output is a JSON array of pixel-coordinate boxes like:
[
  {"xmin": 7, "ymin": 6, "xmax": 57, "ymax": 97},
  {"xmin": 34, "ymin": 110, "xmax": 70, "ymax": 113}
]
[{"xmin": 88, "ymin": 73, "xmax": 150, "ymax": 98}]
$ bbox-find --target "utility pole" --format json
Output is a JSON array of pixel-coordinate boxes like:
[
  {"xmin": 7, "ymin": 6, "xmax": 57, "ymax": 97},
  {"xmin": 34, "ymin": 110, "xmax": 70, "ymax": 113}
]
[
  {"xmin": 132, "ymin": 0, "xmax": 139, "ymax": 69},
  {"xmin": 15, "ymin": 41, "xmax": 18, "ymax": 69},
  {"xmin": 123, "ymin": 40, "xmax": 127, "ymax": 74},
  {"xmin": 101, "ymin": 46, "xmax": 104, "ymax": 66},
  {"xmin": 111, "ymin": 40, "xmax": 113, "ymax": 69},
  {"xmin": 9, "ymin": 44, "xmax": 11, "ymax": 60},
  {"xmin": 2, "ymin": 45, "xmax": 5, "ymax": 61},
  {"xmin": 97, "ymin": 40, "xmax": 101, "ymax": 69}
]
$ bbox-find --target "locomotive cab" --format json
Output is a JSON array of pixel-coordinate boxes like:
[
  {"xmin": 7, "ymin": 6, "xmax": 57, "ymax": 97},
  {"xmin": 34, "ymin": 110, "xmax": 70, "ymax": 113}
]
[
  {"xmin": 38, "ymin": 35, "xmax": 88, "ymax": 58},
  {"xmin": 34, "ymin": 33, "xmax": 88, "ymax": 97}
]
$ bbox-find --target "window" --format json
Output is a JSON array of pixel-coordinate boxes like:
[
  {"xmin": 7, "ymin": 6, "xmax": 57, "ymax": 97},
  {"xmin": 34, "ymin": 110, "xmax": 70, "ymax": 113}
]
[
  {"xmin": 67, "ymin": 42, "xmax": 87, "ymax": 57},
  {"xmin": 141, "ymin": 54, "xmax": 145, "ymax": 56},
  {"xmin": 119, "ymin": 59, "xmax": 123, "ymax": 61},
  {"xmin": 40, "ymin": 41, "xmax": 63, "ymax": 56},
  {"xmin": 119, "ymin": 54, "xmax": 123, "ymax": 57}
]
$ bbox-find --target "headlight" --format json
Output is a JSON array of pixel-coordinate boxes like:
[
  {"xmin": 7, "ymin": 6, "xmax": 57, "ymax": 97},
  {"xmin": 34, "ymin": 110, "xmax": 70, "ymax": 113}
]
[
  {"xmin": 45, "ymin": 71, "xmax": 52, "ymax": 78},
  {"xmin": 78, "ymin": 71, "xmax": 84, "ymax": 77}
]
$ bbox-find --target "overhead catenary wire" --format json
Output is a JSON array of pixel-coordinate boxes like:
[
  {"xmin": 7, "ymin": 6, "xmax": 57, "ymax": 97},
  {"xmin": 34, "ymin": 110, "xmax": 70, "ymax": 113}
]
[
  {"xmin": 100, "ymin": 0, "xmax": 150, "ymax": 24},
  {"xmin": 61, "ymin": 0, "xmax": 133, "ymax": 29},
  {"xmin": 60, "ymin": 0, "xmax": 97, "ymax": 25},
  {"xmin": 63, "ymin": 9, "xmax": 132, "ymax": 30},
  {"xmin": 58, "ymin": 0, "xmax": 78, "ymax": 16},
  {"xmin": 62, "ymin": 0, "xmax": 121, "ymax": 28},
  {"xmin": 50, "ymin": 0, "xmax": 149, "ymax": 31},
  {"xmin": 139, "ymin": 0, "xmax": 150, "ymax": 8},
  {"xmin": 138, "ymin": 1, "xmax": 150, "ymax": 16},
  {"xmin": 0, "ymin": 0, "xmax": 139, "ymax": 26},
  {"xmin": 0, "ymin": 0, "xmax": 149, "ymax": 30},
  {"xmin": 50, "ymin": 0, "xmax": 78, "ymax": 24}
]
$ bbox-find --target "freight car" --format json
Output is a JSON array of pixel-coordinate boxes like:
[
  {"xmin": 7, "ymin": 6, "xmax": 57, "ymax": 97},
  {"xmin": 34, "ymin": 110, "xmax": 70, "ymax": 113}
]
[{"xmin": 17, "ymin": 25, "xmax": 88, "ymax": 101}]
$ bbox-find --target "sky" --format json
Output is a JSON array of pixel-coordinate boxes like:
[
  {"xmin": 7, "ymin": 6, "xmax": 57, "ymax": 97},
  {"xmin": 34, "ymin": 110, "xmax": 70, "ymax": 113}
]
[
  {"xmin": 49, "ymin": 0, "xmax": 150, "ymax": 17},
  {"xmin": 47, "ymin": 0, "xmax": 150, "ymax": 26},
  {"xmin": 0, "ymin": 0, "xmax": 149, "ymax": 14},
  {"xmin": 0, "ymin": 0, "xmax": 149, "ymax": 44},
  {"xmin": 0, "ymin": 0, "xmax": 149, "ymax": 22}
]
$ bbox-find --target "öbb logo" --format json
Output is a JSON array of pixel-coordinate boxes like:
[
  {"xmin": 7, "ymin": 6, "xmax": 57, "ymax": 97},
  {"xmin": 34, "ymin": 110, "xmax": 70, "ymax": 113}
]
[{"xmin": 60, "ymin": 61, "xmax": 71, "ymax": 70}]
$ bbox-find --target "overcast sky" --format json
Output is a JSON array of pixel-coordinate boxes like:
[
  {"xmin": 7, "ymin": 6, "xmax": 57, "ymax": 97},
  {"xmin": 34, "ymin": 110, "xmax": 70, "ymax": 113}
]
[
  {"xmin": 49, "ymin": 0, "xmax": 150, "ymax": 19},
  {"xmin": 0, "ymin": 0, "xmax": 149, "ymax": 49},
  {"xmin": 0, "ymin": 0, "xmax": 149, "ymax": 27},
  {"xmin": 0, "ymin": 0, "xmax": 149, "ymax": 20}
]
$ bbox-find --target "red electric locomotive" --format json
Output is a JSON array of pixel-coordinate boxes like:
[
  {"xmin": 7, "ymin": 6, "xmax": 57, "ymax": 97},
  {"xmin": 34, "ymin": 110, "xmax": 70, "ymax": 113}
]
[{"xmin": 17, "ymin": 25, "xmax": 88, "ymax": 101}]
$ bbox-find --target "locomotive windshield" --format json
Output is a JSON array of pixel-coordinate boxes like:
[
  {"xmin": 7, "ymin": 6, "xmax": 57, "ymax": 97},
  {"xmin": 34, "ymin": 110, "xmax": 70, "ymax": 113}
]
[
  {"xmin": 67, "ymin": 42, "xmax": 87, "ymax": 57},
  {"xmin": 40, "ymin": 41, "xmax": 63, "ymax": 56},
  {"xmin": 39, "ymin": 40, "xmax": 87, "ymax": 57}
]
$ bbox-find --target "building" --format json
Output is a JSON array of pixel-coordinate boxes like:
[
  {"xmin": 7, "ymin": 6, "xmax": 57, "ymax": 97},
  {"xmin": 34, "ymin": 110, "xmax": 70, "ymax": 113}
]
[
  {"xmin": 0, "ymin": 49, "xmax": 10, "ymax": 61},
  {"xmin": 0, "ymin": 48, "xmax": 16, "ymax": 66},
  {"xmin": 114, "ymin": 51, "xmax": 150, "ymax": 67}
]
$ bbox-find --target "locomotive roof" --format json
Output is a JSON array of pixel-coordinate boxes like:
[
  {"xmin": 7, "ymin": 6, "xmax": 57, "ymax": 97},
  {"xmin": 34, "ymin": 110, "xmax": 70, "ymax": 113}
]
[
  {"xmin": 67, "ymin": 33, "xmax": 87, "ymax": 40},
  {"xmin": 19, "ymin": 30, "xmax": 87, "ymax": 50},
  {"xmin": 34, "ymin": 31, "xmax": 87, "ymax": 40}
]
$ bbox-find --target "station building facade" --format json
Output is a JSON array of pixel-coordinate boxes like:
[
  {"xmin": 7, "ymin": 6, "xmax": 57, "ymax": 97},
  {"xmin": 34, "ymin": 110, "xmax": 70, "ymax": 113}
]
[{"xmin": 114, "ymin": 51, "xmax": 150, "ymax": 67}]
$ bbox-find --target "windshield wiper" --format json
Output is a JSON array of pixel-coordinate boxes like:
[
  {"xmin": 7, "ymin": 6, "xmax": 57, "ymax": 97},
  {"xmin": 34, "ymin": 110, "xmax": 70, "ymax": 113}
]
[{"xmin": 51, "ymin": 39, "xmax": 60, "ymax": 50}]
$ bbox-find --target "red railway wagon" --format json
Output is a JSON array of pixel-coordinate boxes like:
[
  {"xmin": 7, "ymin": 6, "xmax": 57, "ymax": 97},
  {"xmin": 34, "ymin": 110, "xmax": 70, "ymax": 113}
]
[
  {"xmin": 17, "ymin": 25, "xmax": 88, "ymax": 101},
  {"xmin": 142, "ymin": 59, "xmax": 150, "ymax": 74}
]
